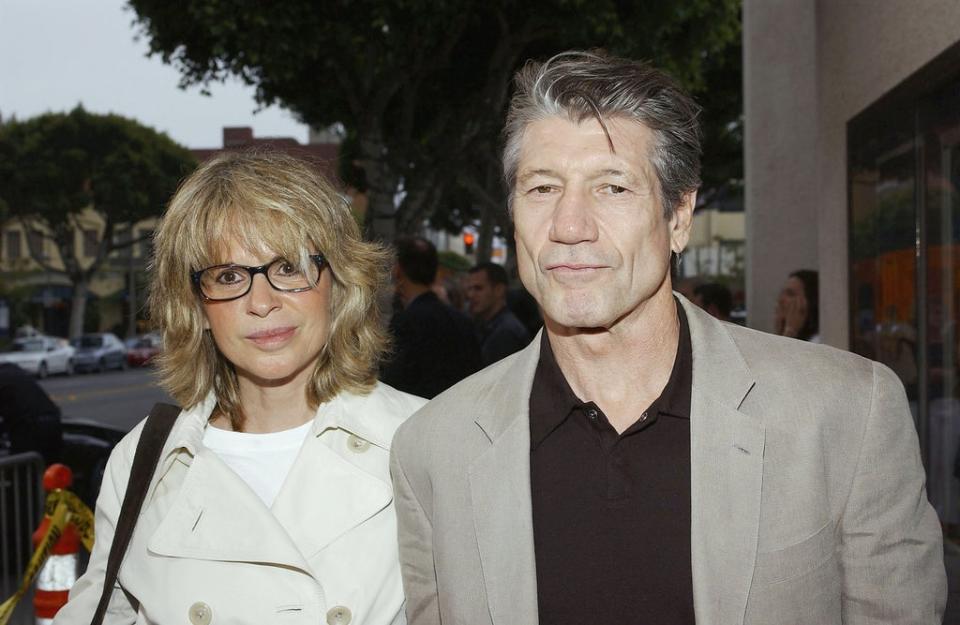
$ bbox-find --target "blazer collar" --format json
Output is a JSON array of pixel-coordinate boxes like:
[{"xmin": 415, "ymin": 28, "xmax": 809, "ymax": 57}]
[
  {"xmin": 679, "ymin": 295, "xmax": 765, "ymax": 625},
  {"xmin": 473, "ymin": 332, "xmax": 543, "ymax": 441},
  {"xmin": 469, "ymin": 338, "xmax": 542, "ymax": 625}
]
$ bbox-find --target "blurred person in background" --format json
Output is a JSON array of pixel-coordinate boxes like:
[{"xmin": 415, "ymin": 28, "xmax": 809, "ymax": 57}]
[
  {"xmin": 692, "ymin": 282, "xmax": 733, "ymax": 322},
  {"xmin": 0, "ymin": 362, "xmax": 62, "ymax": 463},
  {"xmin": 775, "ymin": 269, "xmax": 819, "ymax": 342},
  {"xmin": 381, "ymin": 236, "xmax": 481, "ymax": 398},
  {"xmin": 55, "ymin": 151, "xmax": 425, "ymax": 625},
  {"xmin": 465, "ymin": 262, "xmax": 531, "ymax": 366}
]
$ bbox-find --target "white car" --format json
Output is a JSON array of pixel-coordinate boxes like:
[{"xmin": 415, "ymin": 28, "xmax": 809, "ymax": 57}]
[{"xmin": 0, "ymin": 336, "xmax": 75, "ymax": 378}]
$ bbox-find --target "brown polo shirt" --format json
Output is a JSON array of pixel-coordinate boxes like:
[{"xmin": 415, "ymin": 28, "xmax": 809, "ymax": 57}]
[{"xmin": 529, "ymin": 301, "xmax": 694, "ymax": 624}]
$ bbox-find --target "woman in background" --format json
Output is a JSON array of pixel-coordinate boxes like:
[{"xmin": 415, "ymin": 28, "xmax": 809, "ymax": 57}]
[{"xmin": 775, "ymin": 269, "xmax": 820, "ymax": 342}]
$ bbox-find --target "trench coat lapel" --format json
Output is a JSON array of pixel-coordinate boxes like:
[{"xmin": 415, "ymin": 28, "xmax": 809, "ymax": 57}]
[
  {"xmin": 469, "ymin": 337, "xmax": 542, "ymax": 625},
  {"xmin": 148, "ymin": 447, "xmax": 313, "ymax": 575},
  {"xmin": 681, "ymin": 298, "xmax": 764, "ymax": 625},
  {"xmin": 270, "ymin": 430, "xmax": 392, "ymax": 560}
]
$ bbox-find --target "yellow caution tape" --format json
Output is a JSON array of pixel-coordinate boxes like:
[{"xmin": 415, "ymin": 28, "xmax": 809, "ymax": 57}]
[
  {"xmin": 0, "ymin": 489, "xmax": 96, "ymax": 625},
  {"xmin": 44, "ymin": 489, "xmax": 95, "ymax": 552}
]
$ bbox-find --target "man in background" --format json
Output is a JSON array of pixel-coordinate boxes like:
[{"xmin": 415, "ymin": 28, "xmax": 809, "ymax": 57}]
[
  {"xmin": 693, "ymin": 282, "xmax": 733, "ymax": 322},
  {"xmin": 381, "ymin": 236, "xmax": 482, "ymax": 398},
  {"xmin": 465, "ymin": 262, "xmax": 531, "ymax": 366}
]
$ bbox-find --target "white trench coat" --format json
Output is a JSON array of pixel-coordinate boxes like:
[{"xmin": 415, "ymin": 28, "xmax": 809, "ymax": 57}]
[{"xmin": 54, "ymin": 382, "xmax": 426, "ymax": 625}]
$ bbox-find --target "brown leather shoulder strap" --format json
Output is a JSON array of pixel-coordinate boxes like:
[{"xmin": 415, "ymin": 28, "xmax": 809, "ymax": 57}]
[{"xmin": 89, "ymin": 402, "xmax": 180, "ymax": 625}]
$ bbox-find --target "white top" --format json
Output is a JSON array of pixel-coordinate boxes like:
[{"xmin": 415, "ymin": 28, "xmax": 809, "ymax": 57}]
[{"xmin": 202, "ymin": 420, "xmax": 312, "ymax": 508}]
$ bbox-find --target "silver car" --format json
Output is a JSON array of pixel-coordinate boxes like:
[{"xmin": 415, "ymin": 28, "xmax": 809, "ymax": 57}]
[{"xmin": 70, "ymin": 333, "xmax": 127, "ymax": 373}]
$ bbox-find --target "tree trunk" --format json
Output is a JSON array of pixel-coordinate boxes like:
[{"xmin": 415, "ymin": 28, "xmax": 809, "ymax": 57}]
[
  {"xmin": 358, "ymin": 132, "xmax": 400, "ymax": 241},
  {"xmin": 68, "ymin": 279, "xmax": 89, "ymax": 339},
  {"xmin": 126, "ymin": 256, "xmax": 137, "ymax": 338}
]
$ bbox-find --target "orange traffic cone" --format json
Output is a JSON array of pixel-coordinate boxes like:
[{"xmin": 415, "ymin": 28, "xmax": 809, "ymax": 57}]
[{"xmin": 32, "ymin": 465, "xmax": 80, "ymax": 625}]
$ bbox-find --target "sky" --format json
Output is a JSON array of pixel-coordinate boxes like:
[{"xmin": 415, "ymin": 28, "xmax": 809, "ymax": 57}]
[{"xmin": 0, "ymin": 0, "xmax": 309, "ymax": 149}]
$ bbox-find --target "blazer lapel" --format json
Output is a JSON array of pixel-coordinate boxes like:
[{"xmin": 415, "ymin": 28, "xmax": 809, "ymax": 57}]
[
  {"xmin": 148, "ymin": 447, "xmax": 313, "ymax": 575},
  {"xmin": 681, "ymin": 298, "xmax": 764, "ymax": 625},
  {"xmin": 469, "ymin": 337, "xmax": 542, "ymax": 625}
]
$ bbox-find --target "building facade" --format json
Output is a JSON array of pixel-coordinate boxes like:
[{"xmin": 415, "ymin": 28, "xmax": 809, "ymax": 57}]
[{"xmin": 745, "ymin": 0, "xmax": 960, "ymax": 525}]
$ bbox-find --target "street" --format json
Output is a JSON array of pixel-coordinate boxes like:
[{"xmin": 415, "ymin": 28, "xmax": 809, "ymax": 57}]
[{"xmin": 39, "ymin": 367, "xmax": 174, "ymax": 432}]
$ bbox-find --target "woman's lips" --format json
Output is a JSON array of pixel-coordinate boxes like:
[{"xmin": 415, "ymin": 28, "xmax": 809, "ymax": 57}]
[{"xmin": 246, "ymin": 326, "xmax": 297, "ymax": 345}]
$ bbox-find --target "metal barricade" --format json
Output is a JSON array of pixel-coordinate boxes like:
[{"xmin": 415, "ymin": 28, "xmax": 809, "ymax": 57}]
[{"xmin": 0, "ymin": 453, "xmax": 45, "ymax": 625}]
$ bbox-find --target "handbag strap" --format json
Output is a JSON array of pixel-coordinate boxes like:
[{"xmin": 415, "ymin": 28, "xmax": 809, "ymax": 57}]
[{"xmin": 89, "ymin": 402, "xmax": 180, "ymax": 625}]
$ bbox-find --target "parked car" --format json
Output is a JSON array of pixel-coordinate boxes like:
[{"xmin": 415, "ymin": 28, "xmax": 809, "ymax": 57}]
[
  {"xmin": 126, "ymin": 333, "xmax": 162, "ymax": 367},
  {"xmin": 0, "ymin": 336, "xmax": 75, "ymax": 378},
  {"xmin": 70, "ymin": 333, "xmax": 127, "ymax": 373}
]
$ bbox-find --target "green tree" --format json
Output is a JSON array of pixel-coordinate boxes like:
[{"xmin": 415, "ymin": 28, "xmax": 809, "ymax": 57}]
[
  {"xmin": 0, "ymin": 107, "xmax": 196, "ymax": 337},
  {"xmin": 128, "ymin": 0, "xmax": 741, "ymax": 250}
]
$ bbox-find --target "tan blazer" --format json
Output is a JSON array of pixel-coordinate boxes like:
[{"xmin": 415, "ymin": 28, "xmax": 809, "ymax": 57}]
[
  {"xmin": 391, "ymin": 297, "xmax": 946, "ymax": 625},
  {"xmin": 56, "ymin": 383, "xmax": 426, "ymax": 625}
]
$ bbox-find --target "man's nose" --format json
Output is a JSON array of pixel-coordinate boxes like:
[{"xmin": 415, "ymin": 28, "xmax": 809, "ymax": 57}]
[{"xmin": 549, "ymin": 187, "xmax": 598, "ymax": 244}]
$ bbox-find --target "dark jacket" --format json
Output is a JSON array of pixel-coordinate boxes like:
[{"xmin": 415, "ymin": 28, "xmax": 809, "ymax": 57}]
[
  {"xmin": 0, "ymin": 363, "xmax": 62, "ymax": 462},
  {"xmin": 381, "ymin": 292, "xmax": 482, "ymax": 399},
  {"xmin": 478, "ymin": 307, "xmax": 531, "ymax": 366}
]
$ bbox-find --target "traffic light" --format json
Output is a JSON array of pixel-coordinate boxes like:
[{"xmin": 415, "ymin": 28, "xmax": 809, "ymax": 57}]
[{"xmin": 463, "ymin": 232, "xmax": 475, "ymax": 254}]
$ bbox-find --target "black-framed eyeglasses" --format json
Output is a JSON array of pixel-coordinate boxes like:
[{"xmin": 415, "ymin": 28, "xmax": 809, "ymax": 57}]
[{"xmin": 191, "ymin": 254, "xmax": 327, "ymax": 302}]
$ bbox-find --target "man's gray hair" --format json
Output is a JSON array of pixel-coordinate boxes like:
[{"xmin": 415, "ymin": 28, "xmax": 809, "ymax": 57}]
[{"xmin": 502, "ymin": 50, "xmax": 702, "ymax": 217}]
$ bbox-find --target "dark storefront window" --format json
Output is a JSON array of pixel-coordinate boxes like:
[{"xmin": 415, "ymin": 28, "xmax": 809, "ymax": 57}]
[{"xmin": 850, "ymin": 60, "xmax": 960, "ymax": 526}]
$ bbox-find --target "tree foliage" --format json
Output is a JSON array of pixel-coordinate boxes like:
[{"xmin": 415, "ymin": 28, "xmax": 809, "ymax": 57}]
[
  {"xmin": 0, "ymin": 107, "xmax": 196, "ymax": 336},
  {"xmin": 127, "ymin": 0, "xmax": 742, "ymax": 250}
]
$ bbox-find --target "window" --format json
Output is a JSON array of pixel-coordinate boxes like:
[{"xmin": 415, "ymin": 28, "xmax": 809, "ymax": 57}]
[
  {"xmin": 848, "ymin": 50, "xmax": 960, "ymax": 528},
  {"xmin": 114, "ymin": 226, "xmax": 131, "ymax": 259},
  {"xmin": 5, "ymin": 230, "xmax": 21, "ymax": 260},
  {"xmin": 28, "ymin": 230, "xmax": 47, "ymax": 260},
  {"xmin": 82, "ymin": 229, "xmax": 99, "ymax": 258}
]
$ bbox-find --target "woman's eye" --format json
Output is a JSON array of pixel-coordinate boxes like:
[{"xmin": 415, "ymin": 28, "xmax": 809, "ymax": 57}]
[
  {"xmin": 531, "ymin": 185, "xmax": 553, "ymax": 194},
  {"xmin": 216, "ymin": 269, "xmax": 244, "ymax": 284},
  {"xmin": 276, "ymin": 261, "xmax": 302, "ymax": 276},
  {"xmin": 606, "ymin": 185, "xmax": 628, "ymax": 194}
]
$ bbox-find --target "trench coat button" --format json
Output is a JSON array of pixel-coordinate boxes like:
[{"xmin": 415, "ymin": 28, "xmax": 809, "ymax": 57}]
[
  {"xmin": 347, "ymin": 435, "xmax": 370, "ymax": 453},
  {"xmin": 188, "ymin": 601, "xmax": 212, "ymax": 625},
  {"xmin": 326, "ymin": 605, "xmax": 352, "ymax": 625}
]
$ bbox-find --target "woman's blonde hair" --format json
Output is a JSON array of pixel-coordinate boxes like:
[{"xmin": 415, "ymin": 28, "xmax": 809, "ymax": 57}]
[{"xmin": 148, "ymin": 149, "xmax": 390, "ymax": 430}]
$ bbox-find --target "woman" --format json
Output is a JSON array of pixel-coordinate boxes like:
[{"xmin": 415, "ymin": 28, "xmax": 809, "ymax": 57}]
[
  {"xmin": 55, "ymin": 151, "xmax": 425, "ymax": 625},
  {"xmin": 774, "ymin": 269, "xmax": 820, "ymax": 342}
]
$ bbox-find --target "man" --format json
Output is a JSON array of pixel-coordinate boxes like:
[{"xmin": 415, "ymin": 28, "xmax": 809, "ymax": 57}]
[
  {"xmin": 391, "ymin": 51, "xmax": 946, "ymax": 624},
  {"xmin": 465, "ymin": 262, "xmax": 531, "ymax": 365},
  {"xmin": 693, "ymin": 281, "xmax": 733, "ymax": 322},
  {"xmin": 381, "ymin": 236, "xmax": 482, "ymax": 398}
]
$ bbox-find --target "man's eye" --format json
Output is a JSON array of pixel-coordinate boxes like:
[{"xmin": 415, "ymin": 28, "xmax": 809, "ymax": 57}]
[
  {"xmin": 606, "ymin": 185, "xmax": 628, "ymax": 194},
  {"xmin": 530, "ymin": 185, "xmax": 553, "ymax": 194}
]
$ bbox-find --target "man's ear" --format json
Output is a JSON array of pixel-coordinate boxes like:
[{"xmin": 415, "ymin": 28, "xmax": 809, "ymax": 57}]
[{"xmin": 669, "ymin": 190, "xmax": 697, "ymax": 254}]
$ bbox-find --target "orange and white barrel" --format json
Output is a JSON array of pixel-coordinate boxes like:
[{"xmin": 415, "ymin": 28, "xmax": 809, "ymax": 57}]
[{"xmin": 32, "ymin": 465, "xmax": 80, "ymax": 625}]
